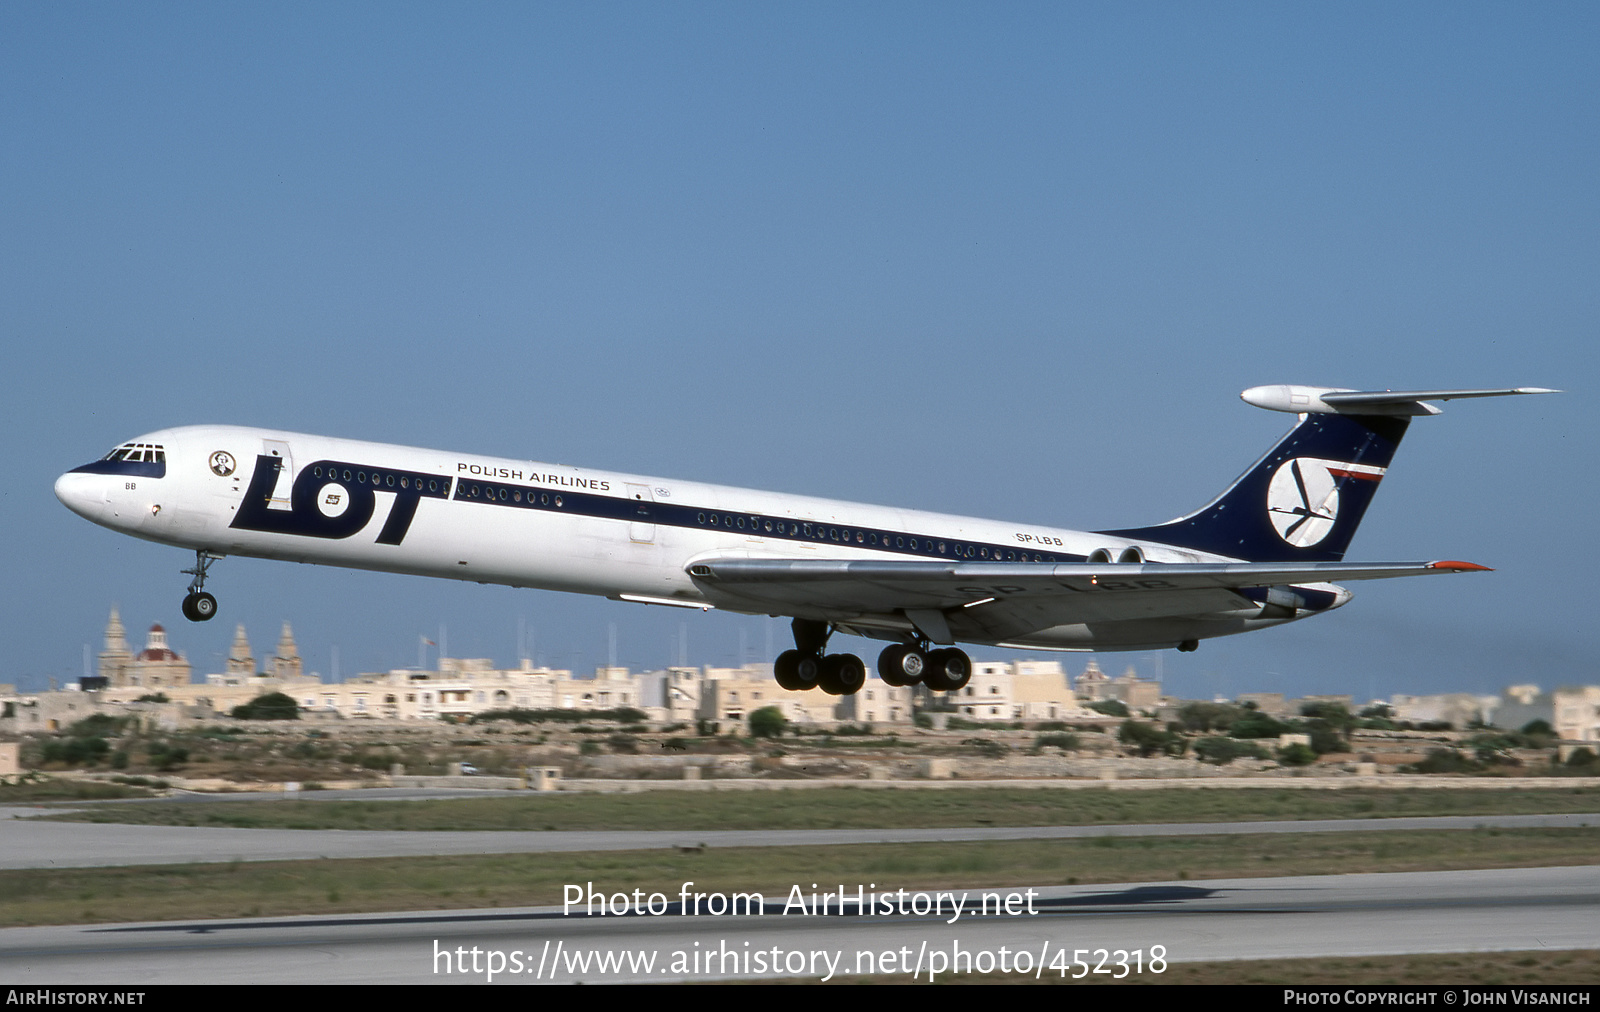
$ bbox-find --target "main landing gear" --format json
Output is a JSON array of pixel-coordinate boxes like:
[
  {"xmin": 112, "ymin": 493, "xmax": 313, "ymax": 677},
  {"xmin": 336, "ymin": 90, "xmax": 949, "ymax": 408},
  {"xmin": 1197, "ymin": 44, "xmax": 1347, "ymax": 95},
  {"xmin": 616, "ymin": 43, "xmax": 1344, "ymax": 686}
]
[
  {"xmin": 774, "ymin": 619, "xmax": 866, "ymax": 695},
  {"xmin": 878, "ymin": 641, "xmax": 972, "ymax": 693},
  {"xmin": 180, "ymin": 550, "xmax": 220, "ymax": 622},
  {"xmin": 772, "ymin": 619, "xmax": 972, "ymax": 696}
]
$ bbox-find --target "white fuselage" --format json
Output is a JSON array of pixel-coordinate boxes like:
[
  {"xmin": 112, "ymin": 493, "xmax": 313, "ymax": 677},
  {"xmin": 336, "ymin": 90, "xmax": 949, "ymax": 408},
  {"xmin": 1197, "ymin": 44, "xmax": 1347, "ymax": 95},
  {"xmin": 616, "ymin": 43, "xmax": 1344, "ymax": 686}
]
[{"xmin": 55, "ymin": 425, "xmax": 1321, "ymax": 651}]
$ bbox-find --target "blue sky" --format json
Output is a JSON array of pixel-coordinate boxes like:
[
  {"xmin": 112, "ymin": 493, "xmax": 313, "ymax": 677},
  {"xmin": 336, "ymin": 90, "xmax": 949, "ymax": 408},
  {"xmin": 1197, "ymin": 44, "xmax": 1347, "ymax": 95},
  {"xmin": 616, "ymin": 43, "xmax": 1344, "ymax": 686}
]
[{"xmin": 4, "ymin": 3, "xmax": 1594, "ymax": 702}]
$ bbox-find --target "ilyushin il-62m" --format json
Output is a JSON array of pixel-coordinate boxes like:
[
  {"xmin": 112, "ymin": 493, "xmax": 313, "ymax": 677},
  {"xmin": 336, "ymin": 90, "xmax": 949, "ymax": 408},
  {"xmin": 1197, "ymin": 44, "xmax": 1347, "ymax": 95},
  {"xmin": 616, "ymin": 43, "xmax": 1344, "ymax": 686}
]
[{"xmin": 56, "ymin": 385, "xmax": 1551, "ymax": 696}]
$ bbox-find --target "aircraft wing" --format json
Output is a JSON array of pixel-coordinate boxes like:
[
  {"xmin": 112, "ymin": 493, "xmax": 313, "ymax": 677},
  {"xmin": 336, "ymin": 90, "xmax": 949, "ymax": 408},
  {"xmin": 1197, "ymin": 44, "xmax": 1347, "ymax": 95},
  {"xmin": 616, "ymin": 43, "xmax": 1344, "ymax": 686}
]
[{"xmin": 686, "ymin": 558, "xmax": 1489, "ymax": 641}]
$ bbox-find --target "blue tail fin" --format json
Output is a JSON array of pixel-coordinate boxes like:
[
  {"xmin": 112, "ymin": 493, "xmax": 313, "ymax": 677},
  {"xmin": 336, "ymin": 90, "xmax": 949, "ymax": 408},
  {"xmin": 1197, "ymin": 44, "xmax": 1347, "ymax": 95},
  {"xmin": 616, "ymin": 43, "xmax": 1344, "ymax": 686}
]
[
  {"xmin": 1099, "ymin": 407, "xmax": 1409, "ymax": 563},
  {"xmin": 1099, "ymin": 384, "xmax": 1555, "ymax": 563}
]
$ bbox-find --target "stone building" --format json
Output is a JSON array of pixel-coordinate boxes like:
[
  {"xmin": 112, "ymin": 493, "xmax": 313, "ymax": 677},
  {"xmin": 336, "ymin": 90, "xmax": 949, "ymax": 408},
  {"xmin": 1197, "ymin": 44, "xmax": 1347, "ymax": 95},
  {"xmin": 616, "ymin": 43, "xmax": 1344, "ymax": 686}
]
[
  {"xmin": 1495, "ymin": 685, "xmax": 1600, "ymax": 743},
  {"xmin": 96, "ymin": 609, "xmax": 191, "ymax": 689}
]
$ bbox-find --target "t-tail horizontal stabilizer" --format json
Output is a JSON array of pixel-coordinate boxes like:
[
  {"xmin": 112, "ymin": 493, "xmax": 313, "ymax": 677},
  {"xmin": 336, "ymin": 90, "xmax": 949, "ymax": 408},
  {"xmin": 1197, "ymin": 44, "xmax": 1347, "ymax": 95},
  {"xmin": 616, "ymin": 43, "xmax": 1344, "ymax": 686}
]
[{"xmin": 1241, "ymin": 385, "xmax": 1559, "ymax": 416}]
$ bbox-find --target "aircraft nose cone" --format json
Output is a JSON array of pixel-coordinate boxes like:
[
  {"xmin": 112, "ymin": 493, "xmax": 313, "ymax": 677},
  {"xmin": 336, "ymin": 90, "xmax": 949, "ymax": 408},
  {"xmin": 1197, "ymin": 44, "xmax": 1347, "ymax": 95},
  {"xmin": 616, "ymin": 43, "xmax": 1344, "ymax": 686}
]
[{"xmin": 55, "ymin": 471, "xmax": 105, "ymax": 522}]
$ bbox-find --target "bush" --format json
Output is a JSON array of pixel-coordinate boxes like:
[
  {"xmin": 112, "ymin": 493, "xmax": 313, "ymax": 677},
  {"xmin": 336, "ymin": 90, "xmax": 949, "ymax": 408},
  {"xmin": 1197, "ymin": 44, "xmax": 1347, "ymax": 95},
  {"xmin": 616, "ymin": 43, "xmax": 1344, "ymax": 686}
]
[
  {"xmin": 1299, "ymin": 702, "xmax": 1355, "ymax": 732},
  {"xmin": 1301, "ymin": 719, "xmax": 1349, "ymax": 755},
  {"xmin": 1566, "ymin": 748, "xmax": 1598, "ymax": 769},
  {"xmin": 1034, "ymin": 732, "xmax": 1080, "ymax": 751},
  {"xmin": 1404, "ymin": 748, "xmax": 1481, "ymax": 774},
  {"xmin": 231, "ymin": 692, "xmax": 299, "ymax": 720},
  {"xmin": 1194, "ymin": 737, "xmax": 1269, "ymax": 765},
  {"xmin": 1177, "ymin": 702, "xmax": 1244, "ymax": 733},
  {"xmin": 41, "ymin": 737, "xmax": 110, "ymax": 766},
  {"xmin": 1087, "ymin": 699, "xmax": 1129, "ymax": 718},
  {"xmin": 1276, "ymin": 743, "xmax": 1317, "ymax": 767},
  {"xmin": 67, "ymin": 713, "xmax": 126, "ymax": 738},
  {"xmin": 1469, "ymin": 732, "xmax": 1529, "ymax": 764},
  {"xmin": 944, "ymin": 716, "xmax": 988, "ymax": 730},
  {"xmin": 110, "ymin": 775, "xmax": 170, "ymax": 788},
  {"xmin": 1117, "ymin": 720, "xmax": 1185, "ymax": 757},
  {"xmin": 146, "ymin": 743, "xmax": 189, "ymax": 771},
  {"xmin": 1229, "ymin": 712, "xmax": 1291, "ymax": 739}
]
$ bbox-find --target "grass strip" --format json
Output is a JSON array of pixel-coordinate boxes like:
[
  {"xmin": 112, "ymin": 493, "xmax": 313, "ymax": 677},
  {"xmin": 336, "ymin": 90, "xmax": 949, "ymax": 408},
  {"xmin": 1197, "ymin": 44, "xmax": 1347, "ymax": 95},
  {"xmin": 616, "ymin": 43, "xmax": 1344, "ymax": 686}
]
[
  {"xmin": 0, "ymin": 782, "xmax": 156, "ymax": 802},
  {"xmin": 36, "ymin": 786, "xmax": 1600, "ymax": 832},
  {"xmin": 3, "ymin": 827, "xmax": 1596, "ymax": 928}
]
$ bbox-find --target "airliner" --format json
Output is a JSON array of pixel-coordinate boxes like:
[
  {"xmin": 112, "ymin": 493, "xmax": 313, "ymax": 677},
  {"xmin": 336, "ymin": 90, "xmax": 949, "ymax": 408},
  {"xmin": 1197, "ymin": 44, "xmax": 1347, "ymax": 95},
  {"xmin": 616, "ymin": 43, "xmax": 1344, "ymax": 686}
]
[{"xmin": 55, "ymin": 385, "xmax": 1551, "ymax": 696}]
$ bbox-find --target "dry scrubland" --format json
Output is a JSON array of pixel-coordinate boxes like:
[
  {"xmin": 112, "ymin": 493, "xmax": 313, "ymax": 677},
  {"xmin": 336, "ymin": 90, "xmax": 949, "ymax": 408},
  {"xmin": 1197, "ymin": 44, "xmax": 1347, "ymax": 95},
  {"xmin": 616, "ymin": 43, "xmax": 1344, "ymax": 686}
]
[{"xmin": 16, "ymin": 704, "xmax": 1594, "ymax": 786}]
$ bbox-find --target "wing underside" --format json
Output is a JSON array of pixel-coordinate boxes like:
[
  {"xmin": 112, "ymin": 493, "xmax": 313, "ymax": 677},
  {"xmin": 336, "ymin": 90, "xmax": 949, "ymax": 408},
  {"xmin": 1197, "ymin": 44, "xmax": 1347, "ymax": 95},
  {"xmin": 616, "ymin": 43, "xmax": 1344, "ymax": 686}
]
[{"xmin": 687, "ymin": 558, "xmax": 1487, "ymax": 646}]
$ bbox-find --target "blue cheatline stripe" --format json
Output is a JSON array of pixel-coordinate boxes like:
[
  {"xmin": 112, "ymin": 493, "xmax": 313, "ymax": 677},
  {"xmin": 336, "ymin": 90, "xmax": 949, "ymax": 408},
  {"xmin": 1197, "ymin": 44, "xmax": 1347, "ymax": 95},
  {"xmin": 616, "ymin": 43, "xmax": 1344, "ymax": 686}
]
[{"xmin": 449, "ymin": 477, "xmax": 1079, "ymax": 566}]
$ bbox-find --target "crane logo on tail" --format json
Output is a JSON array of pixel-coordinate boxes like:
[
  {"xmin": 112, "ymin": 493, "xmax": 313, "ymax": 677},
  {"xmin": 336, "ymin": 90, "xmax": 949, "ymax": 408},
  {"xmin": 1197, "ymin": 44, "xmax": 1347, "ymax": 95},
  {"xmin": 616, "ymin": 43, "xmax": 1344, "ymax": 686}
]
[{"xmin": 1266, "ymin": 457, "xmax": 1385, "ymax": 547}]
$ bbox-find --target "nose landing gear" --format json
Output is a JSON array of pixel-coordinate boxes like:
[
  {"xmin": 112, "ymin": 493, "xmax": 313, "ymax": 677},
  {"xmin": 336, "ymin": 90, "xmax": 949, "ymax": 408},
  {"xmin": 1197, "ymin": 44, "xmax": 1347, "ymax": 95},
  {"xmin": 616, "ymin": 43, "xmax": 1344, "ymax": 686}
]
[{"xmin": 180, "ymin": 550, "xmax": 220, "ymax": 622}]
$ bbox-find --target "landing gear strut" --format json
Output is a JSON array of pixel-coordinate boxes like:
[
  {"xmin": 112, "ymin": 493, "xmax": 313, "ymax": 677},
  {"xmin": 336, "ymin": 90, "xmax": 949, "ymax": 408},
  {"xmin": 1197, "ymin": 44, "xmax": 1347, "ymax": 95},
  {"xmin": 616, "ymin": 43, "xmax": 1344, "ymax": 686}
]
[
  {"xmin": 180, "ymin": 550, "xmax": 220, "ymax": 622},
  {"xmin": 774, "ymin": 619, "xmax": 867, "ymax": 695}
]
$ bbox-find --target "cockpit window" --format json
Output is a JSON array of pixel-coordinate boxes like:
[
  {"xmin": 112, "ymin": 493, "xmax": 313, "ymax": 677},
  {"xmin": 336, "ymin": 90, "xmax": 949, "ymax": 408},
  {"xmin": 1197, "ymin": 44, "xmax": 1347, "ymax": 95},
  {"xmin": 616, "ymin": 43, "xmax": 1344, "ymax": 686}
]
[
  {"xmin": 101, "ymin": 443, "xmax": 166, "ymax": 464},
  {"xmin": 76, "ymin": 442, "xmax": 167, "ymax": 478}
]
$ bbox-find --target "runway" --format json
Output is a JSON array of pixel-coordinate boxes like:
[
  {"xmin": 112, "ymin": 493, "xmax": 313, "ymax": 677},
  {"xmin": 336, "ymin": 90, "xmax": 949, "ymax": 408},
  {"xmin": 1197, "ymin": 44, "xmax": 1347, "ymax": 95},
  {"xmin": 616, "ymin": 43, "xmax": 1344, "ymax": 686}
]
[
  {"xmin": 1, "ymin": 808, "xmax": 1596, "ymax": 869},
  {"xmin": 2, "ymin": 865, "xmax": 1596, "ymax": 983}
]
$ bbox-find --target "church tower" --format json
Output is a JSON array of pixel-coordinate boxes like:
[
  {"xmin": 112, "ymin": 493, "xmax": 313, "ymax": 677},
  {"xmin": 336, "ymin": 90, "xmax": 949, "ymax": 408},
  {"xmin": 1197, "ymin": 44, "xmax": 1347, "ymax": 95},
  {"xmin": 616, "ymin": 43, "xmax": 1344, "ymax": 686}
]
[
  {"xmin": 271, "ymin": 622, "xmax": 303, "ymax": 681},
  {"xmin": 98, "ymin": 607, "xmax": 131, "ymax": 685},
  {"xmin": 227, "ymin": 625, "xmax": 255, "ymax": 676}
]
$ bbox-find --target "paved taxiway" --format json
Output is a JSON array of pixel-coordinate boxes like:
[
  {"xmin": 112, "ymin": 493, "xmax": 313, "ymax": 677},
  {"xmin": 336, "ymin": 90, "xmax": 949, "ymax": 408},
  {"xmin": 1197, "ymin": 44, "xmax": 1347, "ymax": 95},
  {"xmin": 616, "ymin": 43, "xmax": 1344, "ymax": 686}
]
[
  {"xmin": 3, "ymin": 865, "xmax": 1596, "ymax": 983},
  {"xmin": 0, "ymin": 807, "xmax": 1595, "ymax": 869}
]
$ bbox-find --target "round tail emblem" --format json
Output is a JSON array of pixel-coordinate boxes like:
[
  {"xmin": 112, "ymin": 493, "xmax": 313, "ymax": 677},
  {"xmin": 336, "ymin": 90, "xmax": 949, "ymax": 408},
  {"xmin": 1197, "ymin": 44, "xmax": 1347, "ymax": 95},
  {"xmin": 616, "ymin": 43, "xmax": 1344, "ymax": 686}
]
[{"xmin": 1267, "ymin": 458, "xmax": 1340, "ymax": 547}]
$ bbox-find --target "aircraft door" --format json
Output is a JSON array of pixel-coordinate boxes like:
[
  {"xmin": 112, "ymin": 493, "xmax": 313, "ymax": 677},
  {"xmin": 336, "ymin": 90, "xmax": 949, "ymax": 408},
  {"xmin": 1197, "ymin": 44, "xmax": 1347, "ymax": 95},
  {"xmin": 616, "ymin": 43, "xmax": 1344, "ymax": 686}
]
[
  {"xmin": 262, "ymin": 439, "xmax": 295, "ymax": 510},
  {"xmin": 625, "ymin": 483, "xmax": 655, "ymax": 544}
]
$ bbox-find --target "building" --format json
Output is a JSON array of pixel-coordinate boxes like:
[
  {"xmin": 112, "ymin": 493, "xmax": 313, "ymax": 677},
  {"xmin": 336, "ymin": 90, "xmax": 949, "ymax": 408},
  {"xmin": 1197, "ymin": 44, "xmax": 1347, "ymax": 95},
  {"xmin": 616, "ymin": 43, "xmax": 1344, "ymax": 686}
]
[
  {"xmin": 97, "ymin": 609, "xmax": 191, "ymax": 689},
  {"xmin": 1390, "ymin": 692, "xmax": 1498, "ymax": 729},
  {"xmin": 1010, "ymin": 660, "xmax": 1095, "ymax": 721},
  {"xmin": 1495, "ymin": 685, "xmax": 1600, "ymax": 743},
  {"xmin": 1074, "ymin": 660, "xmax": 1111, "ymax": 701},
  {"xmin": 1108, "ymin": 665, "xmax": 1162, "ymax": 711},
  {"xmin": 330, "ymin": 659, "xmax": 608, "ymax": 719}
]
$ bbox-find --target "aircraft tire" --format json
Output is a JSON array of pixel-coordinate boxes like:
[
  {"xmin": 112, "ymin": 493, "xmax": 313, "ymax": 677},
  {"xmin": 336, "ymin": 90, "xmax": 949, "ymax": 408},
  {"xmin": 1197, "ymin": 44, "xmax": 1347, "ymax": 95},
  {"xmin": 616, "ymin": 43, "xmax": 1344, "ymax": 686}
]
[
  {"xmin": 818, "ymin": 653, "xmax": 866, "ymax": 696},
  {"xmin": 877, "ymin": 644, "xmax": 925, "ymax": 687},
  {"xmin": 924, "ymin": 648, "xmax": 972, "ymax": 692},
  {"xmin": 939, "ymin": 647, "xmax": 972, "ymax": 691},
  {"xmin": 190, "ymin": 592, "xmax": 218, "ymax": 622},
  {"xmin": 775, "ymin": 649, "xmax": 819, "ymax": 691}
]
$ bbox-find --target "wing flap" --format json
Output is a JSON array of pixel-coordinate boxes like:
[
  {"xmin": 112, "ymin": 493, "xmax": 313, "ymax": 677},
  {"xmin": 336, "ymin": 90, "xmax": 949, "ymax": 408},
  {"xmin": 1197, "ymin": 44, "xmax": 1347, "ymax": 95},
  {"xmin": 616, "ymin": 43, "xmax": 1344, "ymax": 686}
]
[
  {"xmin": 689, "ymin": 557, "xmax": 1487, "ymax": 594},
  {"xmin": 687, "ymin": 558, "xmax": 1488, "ymax": 639}
]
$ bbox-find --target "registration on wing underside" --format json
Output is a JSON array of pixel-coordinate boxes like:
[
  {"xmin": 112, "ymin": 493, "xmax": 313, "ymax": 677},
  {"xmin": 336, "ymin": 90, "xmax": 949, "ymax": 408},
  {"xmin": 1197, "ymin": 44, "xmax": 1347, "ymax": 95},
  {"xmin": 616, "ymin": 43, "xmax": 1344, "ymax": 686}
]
[{"xmin": 686, "ymin": 558, "xmax": 1478, "ymax": 628}]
